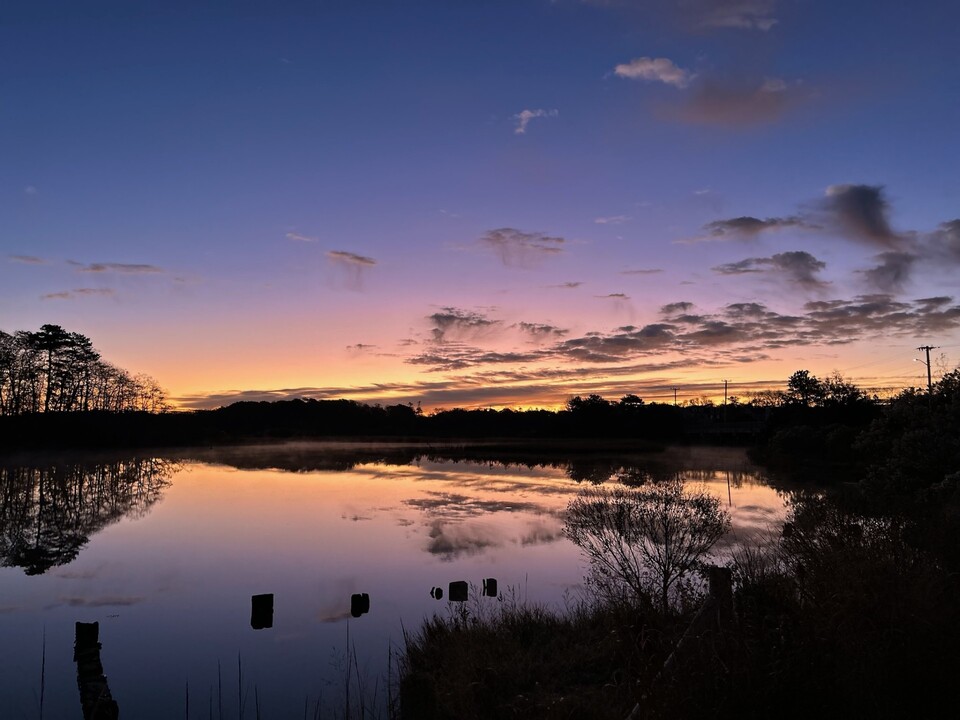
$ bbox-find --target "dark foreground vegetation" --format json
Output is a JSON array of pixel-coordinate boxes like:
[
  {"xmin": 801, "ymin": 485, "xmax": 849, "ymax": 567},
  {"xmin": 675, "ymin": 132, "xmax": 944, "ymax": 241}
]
[
  {"xmin": 399, "ymin": 370, "xmax": 960, "ymax": 719},
  {"xmin": 400, "ymin": 493, "xmax": 960, "ymax": 719}
]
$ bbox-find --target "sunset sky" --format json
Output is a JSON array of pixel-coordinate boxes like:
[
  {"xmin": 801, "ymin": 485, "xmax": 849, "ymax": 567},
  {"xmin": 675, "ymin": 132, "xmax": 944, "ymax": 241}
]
[{"xmin": 3, "ymin": 0, "xmax": 959, "ymax": 410}]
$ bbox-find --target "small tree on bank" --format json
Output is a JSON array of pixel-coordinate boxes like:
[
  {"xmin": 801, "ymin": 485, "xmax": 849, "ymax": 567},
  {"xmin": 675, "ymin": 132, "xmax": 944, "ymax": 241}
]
[{"xmin": 564, "ymin": 482, "xmax": 730, "ymax": 612}]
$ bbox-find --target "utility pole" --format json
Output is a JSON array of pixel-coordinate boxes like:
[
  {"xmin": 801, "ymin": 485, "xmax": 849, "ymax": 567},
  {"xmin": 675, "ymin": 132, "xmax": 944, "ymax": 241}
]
[
  {"xmin": 722, "ymin": 380, "xmax": 729, "ymax": 423},
  {"xmin": 673, "ymin": 387, "xmax": 678, "ymax": 406},
  {"xmin": 917, "ymin": 345, "xmax": 939, "ymax": 392}
]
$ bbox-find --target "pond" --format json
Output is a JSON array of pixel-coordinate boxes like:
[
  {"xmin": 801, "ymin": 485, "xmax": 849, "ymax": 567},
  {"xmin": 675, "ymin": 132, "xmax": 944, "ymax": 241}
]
[{"xmin": 0, "ymin": 443, "xmax": 789, "ymax": 719}]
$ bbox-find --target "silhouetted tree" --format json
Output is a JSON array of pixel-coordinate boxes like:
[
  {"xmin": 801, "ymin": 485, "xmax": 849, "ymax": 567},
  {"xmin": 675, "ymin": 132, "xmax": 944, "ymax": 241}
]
[
  {"xmin": 857, "ymin": 368, "xmax": 960, "ymax": 494},
  {"xmin": 786, "ymin": 370, "xmax": 825, "ymax": 407},
  {"xmin": 565, "ymin": 482, "xmax": 730, "ymax": 612},
  {"xmin": 0, "ymin": 324, "xmax": 167, "ymax": 415}
]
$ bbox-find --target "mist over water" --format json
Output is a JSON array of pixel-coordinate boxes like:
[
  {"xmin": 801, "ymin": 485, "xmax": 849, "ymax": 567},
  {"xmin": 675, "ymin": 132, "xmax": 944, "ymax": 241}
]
[{"xmin": 0, "ymin": 443, "xmax": 788, "ymax": 718}]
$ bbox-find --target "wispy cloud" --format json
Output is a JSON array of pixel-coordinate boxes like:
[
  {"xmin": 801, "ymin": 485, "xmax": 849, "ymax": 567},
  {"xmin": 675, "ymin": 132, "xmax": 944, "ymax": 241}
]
[
  {"xmin": 479, "ymin": 228, "xmax": 565, "ymax": 268},
  {"xmin": 860, "ymin": 251, "xmax": 917, "ymax": 292},
  {"xmin": 428, "ymin": 307, "xmax": 501, "ymax": 343},
  {"xmin": 661, "ymin": 301, "xmax": 695, "ymax": 316},
  {"xmin": 697, "ymin": 184, "xmax": 917, "ymax": 249},
  {"xmin": 71, "ymin": 261, "xmax": 164, "ymax": 274},
  {"xmin": 693, "ymin": 185, "xmax": 959, "ymax": 295},
  {"xmin": 928, "ymin": 219, "xmax": 960, "ymax": 263},
  {"xmin": 620, "ymin": 268, "xmax": 662, "ymax": 275},
  {"xmin": 820, "ymin": 184, "xmax": 905, "ymax": 248},
  {"xmin": 614, "ymin": 57, "xmax": 694, "ymax": 88},
  {"xmin": 41, "ymin": 288, "xmax": 116, "ymax": 301},
  {"xmin": 547, "ymin": 281, "xmax": 583, "ymax": 289},
  {"xmin": 327, "ymin": 250, "xmax": 376, "ymax": 266},
  {"xmin": 8, "ymin": 254, "xmax": 47, "ymax": 264},
  {"xmin": 695, "ymin": 215, "xmax": 813, "ymax": 242},
  {"xmin": 712, "ymin": 251, "xmax": 828, "ymax": 289},
  {"xmin": 675, "ymin": 76, "xmax": 800, "ymax": 126},
  {"xmin": 515, "ymin": 322, "xmax": 568, "ymax": 341},
  {"xmin": 594, "ymin": 215, "xmax": 631, "ymax": 225},
  {"xmin": 326, "ymin": 250, "xmax": 376, "ymax": 290},
  {"xmin": 685, "ymin": 0, "xmax": 779, "ymax": 31},
  {"xmin": 513, "ymin": 108, "xmax": 558, "ymax": 134},
  {"xmin": 286, "ymin": 232, "xmax": 318, "ymax": 242}
]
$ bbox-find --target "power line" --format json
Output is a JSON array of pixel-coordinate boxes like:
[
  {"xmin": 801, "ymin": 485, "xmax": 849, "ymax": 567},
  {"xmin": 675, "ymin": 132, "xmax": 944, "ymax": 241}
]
[{"xmin": 916, "ymin": 345, "xmax": 940, "ymax": 393}]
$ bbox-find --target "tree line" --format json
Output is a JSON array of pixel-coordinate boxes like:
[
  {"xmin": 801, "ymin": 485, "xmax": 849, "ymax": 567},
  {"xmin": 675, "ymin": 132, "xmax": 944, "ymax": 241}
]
[{"xmin": 0, "ymin": 324, "xmax": 168, "ymax": 415}]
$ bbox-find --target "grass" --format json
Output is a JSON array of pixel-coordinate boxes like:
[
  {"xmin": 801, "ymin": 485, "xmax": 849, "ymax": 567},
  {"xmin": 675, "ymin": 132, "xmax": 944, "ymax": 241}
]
[
  {"xmin": 398, "ymin": 589, "xmax": 686, "ymax": 720},
  {"xmin": 398, "ymin": 502, "xmax": 960, "ymax": 720}
]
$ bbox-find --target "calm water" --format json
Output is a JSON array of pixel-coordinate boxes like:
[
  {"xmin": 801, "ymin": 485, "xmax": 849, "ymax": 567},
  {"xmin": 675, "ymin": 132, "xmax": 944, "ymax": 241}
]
[{"xmin": 0, "ymin": 443, "xmax": 788, "ymax": 718}]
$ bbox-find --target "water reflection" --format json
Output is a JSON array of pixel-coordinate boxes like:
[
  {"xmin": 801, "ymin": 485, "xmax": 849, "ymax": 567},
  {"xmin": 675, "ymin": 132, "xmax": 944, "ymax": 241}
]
[
  {"xmin": 0, "ymin": 458, "xmax": 176, "ymax": 575},
  {"xmin": 0, "ymin": 443, "xmax": 789, "ymax": 719},
  {"xmin": 74, "ymin": 621, "xmax": 120, "ymax": 720}
]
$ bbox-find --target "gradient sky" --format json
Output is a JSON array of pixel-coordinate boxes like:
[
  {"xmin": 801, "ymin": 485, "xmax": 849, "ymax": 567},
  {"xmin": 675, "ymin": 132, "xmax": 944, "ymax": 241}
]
[{"xmin": 3, "ymin": 0, "xmax": 959, "ymax": 410}]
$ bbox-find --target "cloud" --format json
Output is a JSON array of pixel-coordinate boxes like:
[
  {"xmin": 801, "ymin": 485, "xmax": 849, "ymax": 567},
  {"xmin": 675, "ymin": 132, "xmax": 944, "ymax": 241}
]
[
  {"xmin": 408, "ymin": 346, "xmax": 544, "ymax": 372},
  {"xmin": 676, "ymin": 76, "xmax": 798, "ymax": 126},
  {"xmin": 660, "ymin": 301, "xmax": 694, "ymax": 316},
  {"xmin": 174, "ymin": 291, "xmax": 960, "ymax": 410},
  {"xmin": 860, "ymin": 251, "xmax": 917, "ymax": 292},
  {"xmin": 620, "ymin": 268, "xmax": 662, "ymax": 275},
  {"xmin": 712, "ymin": 251, "xmax": 828, "ymax": 289},
  {"xmin": 8, "ymin": 254, "xmax": 46, "ymax": 264},
  {"xmin": 594, "ymin": 215, "xmax": 631, "ymax": 225},
  {"xmin": 326, "ymin": 250, "xmax": 377, "ymax": 290},
  {"xmin": 820, "ymin": 184, "xmax": 904, "ymax": 247},
  {"xmin": 925, "ymin": 219, "xmax": 960, "ymax": 263},
  {"xmin": 71, "ymin": 262, "xmax": 164, "ymax": 274},
  {"xmin": 514, "ymin": 108, "xmax": 558, "ymax": 134},
  {"xmin": 286, "ymin": 232, "xmax": 318, "ymax": 242},
  {"xmin": 555, "ymin": 322, "xmax": 676, "ymax": 362},
  {"xmin": 684, "ymin": 0, "xmax": 778, "ymax": 31},
  {"xmin": 420, "ymin": 295, "xmax": 960, "ymax": 369},
  {"xmin": 614, "ymin": 57, "xmax": 694, "ymax": 88},
  {"xmin": 598, "ymin": 292, "xmax": 630, "ymax": 299},
  {"xmin": 547, "ymin": 281, "xmax": 583, "ymax": 289},
  {"xmin": 478, "ymin": 228, "xmax": 565, "ymax": 268},
  {"xmin": 696, "ymin": 215, "xmax": 812, "ymax": 241},
  {"xmin": 914, "ymin": 296, "xmax": 952, "ymax": 312},
  {"xmin": 428, "ymin": 307, "xmax": 501, "ymax": 343},
  {"xmin": 515, "ymin": 322, "xmax": 568, "ymax": 341},
  {"xmin": 326, "ymin": 250, "xmax": 376, "ymax": 266},
  {"xmin": 24, "ymin": 185, "xmax": 38, "ymax": 195},
  {"xmin": 724, "ymin": 302, "xmax": 770, "ymax": 318},
  {"xmin": 696, "ymin": 184, "xmax": 906, "ymax": 248},
  {"xmin": 346, "ymin": 343, "xmax": 377, "ymax": 352},
  {"xmin": 41, "ymin": 288, "xmax": 116, "ymax": 301}
]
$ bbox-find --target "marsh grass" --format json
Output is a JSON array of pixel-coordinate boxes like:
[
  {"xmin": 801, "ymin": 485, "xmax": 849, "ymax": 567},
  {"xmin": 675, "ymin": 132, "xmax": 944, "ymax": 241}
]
[
  {"xmin": 398, "ymin": 587, "xmax": 686, "ymax": 720},
  {"xmin": 399, "ymin": 508, "xmax": 960, "ymax": 720}
]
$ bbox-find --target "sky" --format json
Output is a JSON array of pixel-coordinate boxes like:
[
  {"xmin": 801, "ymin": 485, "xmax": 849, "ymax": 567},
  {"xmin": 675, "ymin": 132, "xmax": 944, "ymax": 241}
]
[{"xmin": 2, "ymin": 0, "xmax": 959, "ymax": 410}]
